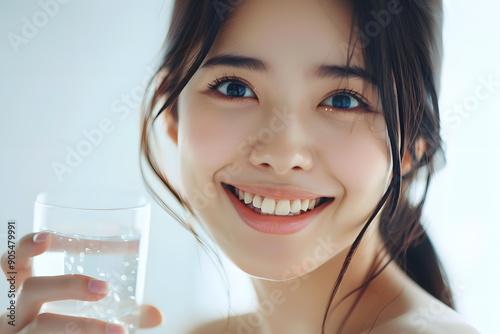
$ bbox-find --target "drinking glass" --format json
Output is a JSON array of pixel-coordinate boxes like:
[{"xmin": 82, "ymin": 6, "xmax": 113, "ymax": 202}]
[{"xmin": 32, "ymin": 187, "xmax": 151, "ymax": 333}]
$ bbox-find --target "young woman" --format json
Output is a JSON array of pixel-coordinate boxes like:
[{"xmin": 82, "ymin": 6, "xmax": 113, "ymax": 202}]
[{"xmin": 1, "ymin": 0, "xmax": 482, "ymax": 333}]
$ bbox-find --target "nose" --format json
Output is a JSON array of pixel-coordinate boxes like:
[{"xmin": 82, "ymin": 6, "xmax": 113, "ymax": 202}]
[{"xmin": 248, "ymin": 112, "xmax": 313, "ymax": 175}]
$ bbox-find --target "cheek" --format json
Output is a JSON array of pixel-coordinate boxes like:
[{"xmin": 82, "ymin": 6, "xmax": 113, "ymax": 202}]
[
  {"xmin": 178, "ymin": 101, "xmax": 241, "ymax": 173},
  {"xmin": 180, "ymin": 112, "xmax": 230, "ymax": 168},
  {"xmin": 176, "ymin": 96, "xmax": 253, "ymax": 202},
  {"xmin": 341, "ymin": 140, "xmax": 390, "ymax": 192},
  {"xmin": 324, "ymin": 115, "xmax": 390, "ymax": 200}
]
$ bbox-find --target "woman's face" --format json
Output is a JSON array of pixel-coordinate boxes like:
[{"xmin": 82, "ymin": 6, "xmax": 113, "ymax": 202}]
[{"xmin": 173, "ymin": 0, "xmax": 391, "ymax": 280}]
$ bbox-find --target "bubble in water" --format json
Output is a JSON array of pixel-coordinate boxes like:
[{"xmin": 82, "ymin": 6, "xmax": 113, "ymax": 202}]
[
  {"xmin": 120, "ymin": 234, "xmax": 126, "ymax": 240},
  {"xmin": 39, "ymin": 234, "xmax": 141, "ymax": 325}
]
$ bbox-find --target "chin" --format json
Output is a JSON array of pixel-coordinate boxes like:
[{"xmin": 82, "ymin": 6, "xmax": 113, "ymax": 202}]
[{"xmin": 232, "ymin": 242, "xmax": 349, "ymax": 282}]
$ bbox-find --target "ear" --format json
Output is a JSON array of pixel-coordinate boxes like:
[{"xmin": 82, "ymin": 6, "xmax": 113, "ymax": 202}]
[
  {"xmin": 165, "ymin": 108, "xmax": 178, "ymax": 146},
  {"xmin": 401, "ymin": 136, "xmax": 426, "ymax": 175}
]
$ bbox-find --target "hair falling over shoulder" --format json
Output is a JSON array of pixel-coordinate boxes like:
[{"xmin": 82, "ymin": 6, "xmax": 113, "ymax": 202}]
[{"xmin": 139, "ymin": 0, "xmax": 452, "ymax": 332}]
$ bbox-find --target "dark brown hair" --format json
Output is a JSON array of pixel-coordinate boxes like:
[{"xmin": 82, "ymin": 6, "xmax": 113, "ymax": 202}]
[{"xmin": 140, "ymin": 0, "xmax": 452, "ymax": 332}]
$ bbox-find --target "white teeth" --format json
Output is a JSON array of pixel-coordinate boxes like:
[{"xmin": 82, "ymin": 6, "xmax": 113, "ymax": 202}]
[
  {"xmin": 244, "ymin": 192, "xmax": 253, "ymax": 204},
  {"xmin": 252, "ymin": 195, "xmax": 262, "ymax": 208},
  {"xmin": 261, "ymin": 198, "xmax": 276, "ymax": 214},
  {"xmin": 233, "ymin": 187, "xmax": 323, "ymax": 215},
  {"xmin": 290, "ymin": 199, "xmax": 301, "ymax": 213},
  {"xmin": 301, "ymin": 199, "xmax": 310, "ymax": 211},
  {"xmin": 275, "ymin": 200, "xmax": 291, "ymax": 215}
]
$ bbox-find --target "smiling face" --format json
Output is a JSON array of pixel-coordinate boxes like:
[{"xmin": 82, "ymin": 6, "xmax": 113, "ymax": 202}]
[{"xmin": 170, "ymin": 0, "xmax": 392, "ymax": 280}]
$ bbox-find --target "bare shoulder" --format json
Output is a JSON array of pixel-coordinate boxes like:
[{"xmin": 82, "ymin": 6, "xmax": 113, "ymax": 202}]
[
  {"xmin": 362, "ymin": 264, "xmax": 481, "ymax": 334},
  {"xmin": 366, "ymin": 291, "xmax": 480, "ymax": 334},
  {"xmin": 368, "ymin": 306, "xmax": 480, "ymax": 334}
]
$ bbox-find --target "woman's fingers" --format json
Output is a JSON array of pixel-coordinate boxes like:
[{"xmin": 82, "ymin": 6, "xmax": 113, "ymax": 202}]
[
  {"xmin": 15, "ymin": 274, "xmax": 109, "ymax": 330},
  {"xmin": 138, "ymin": 304, "xmax": 163, "ymax": 329},
  {"xmin": 19, "ymin": 313, "xmax": 127, "ymax": 334},
  {"xmin": 1, "ymin": 232, "xmax": 51, "ymax": 290},
  {"xmin": 0, "ymin": 232, "xmax": 162, "ymax": 332}
]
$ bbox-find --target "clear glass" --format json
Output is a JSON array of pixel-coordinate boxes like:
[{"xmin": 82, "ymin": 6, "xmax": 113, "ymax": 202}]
[{"xmin": 32, "ymin": 187, "xmax": 151, "ymax": 333}]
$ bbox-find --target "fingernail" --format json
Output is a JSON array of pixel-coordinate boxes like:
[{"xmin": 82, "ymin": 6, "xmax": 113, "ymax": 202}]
[
  {"xmin": 88, "ymin": 279, "xmax": 109, "ymax": 294},
  {"xmin": 33, "ymin": 232, "xmax": 49, "ymax": 243},
  {"xmin": 106, "ymin": 323, "xmax": 127, "ymax": 334}
]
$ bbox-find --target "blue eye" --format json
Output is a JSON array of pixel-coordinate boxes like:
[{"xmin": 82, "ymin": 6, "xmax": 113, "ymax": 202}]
[
  {"xmin": 217, "ymin": 81, "xmax": 256, "ymax": 98},
  {"xmin": 321, "ymin": 93, "xmax": 363, "ymax": 110},
  {"xmin": 207, "ymin": 77, "xmax": 369, "ymax": 112},
  {"xmin": 207, "ymin": 76, "xmax": 257, "ymax": 99}
]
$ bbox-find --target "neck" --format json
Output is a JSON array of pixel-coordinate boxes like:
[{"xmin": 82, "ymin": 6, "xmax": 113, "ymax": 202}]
[{"xmin": 249, "ymin": 226, "xmax": 406, "ymax": 334}]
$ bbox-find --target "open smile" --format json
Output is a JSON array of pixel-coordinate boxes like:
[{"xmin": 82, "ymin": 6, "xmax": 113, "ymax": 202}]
[{"xmin": 222, "ymin": 183, "xmax": 335, "ymax": 234}]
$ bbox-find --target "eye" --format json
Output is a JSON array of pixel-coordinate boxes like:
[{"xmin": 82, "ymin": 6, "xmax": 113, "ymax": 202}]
[
  {"xmin": 320, "ymin": 91, "xmax": 367, "ymax": 111},
  {"xmin": 207, "ymin": 76, "xmax": 257, "ymax": 99}
]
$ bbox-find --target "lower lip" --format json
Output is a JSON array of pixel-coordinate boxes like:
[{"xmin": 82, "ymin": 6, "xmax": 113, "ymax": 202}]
[{"xmin": 223, "ymin": 186, "xmax": 332, "ymax": 234}]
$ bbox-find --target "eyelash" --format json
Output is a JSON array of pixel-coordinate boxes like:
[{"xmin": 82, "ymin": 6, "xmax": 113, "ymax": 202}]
[
  {"xmin": 207, "ymin": 75, "xmax": 251, "ymax": 100},
  {"xmin": 207, "ymin": 75, "xmax": 371, "ymax": 111}
]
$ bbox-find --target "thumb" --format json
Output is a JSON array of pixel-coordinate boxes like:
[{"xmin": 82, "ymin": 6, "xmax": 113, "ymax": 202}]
[{"xmin": 138, "ymin": 304, "xmax": 163, "ymax": 329}]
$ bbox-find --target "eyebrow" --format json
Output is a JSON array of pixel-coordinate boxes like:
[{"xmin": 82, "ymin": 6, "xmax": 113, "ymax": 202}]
[{"xmin": 201, "ymin": 54, "xmax": 376, "ymax": 85}]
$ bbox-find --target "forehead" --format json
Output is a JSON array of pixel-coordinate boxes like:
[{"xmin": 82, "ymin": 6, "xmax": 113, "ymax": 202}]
[{"xmin": 207, "ymin": 0, "xmax": 364, "ymax": 71}]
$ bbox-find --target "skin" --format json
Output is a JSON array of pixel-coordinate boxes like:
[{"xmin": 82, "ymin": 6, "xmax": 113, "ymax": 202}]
[
  {"xmin": 166, "ymin": 0, "xmax": 480, "ymax": 333},
  {"xmin": 175, "ymin": 0, "xmax": 390, "ymax": 281},
  {"xmin": 0, "ymin": 232, "xmax": 162, "ymax": 333},
  {"xmin": 170, "ymin": 0, "xmax": 394, "ymax": 331},
  {"xmin": 0, "ymin": 0, "xmax": 479, "ymax": 333}
]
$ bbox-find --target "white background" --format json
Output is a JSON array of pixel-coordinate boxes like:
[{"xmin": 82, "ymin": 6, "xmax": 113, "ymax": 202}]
[{"xmin": 0, "ymin": 0, "xmax": 499, "ymax": 333}]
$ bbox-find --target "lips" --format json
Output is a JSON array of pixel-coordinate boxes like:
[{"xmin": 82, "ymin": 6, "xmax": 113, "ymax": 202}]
[{"xmin": 222, "ymin": 183, "xmax": 335, "ymax": 234}]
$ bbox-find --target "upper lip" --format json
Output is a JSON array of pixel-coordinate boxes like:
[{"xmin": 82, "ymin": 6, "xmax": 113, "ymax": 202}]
[{"xmin": 222, "ymin": 182, "xmax": 333, "ymax": 200}]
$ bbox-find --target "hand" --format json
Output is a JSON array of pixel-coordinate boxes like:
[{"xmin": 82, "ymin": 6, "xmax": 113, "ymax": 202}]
[{"xmin": 0, "ymin": 232, "xmax": 163, "ymax": 333}]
